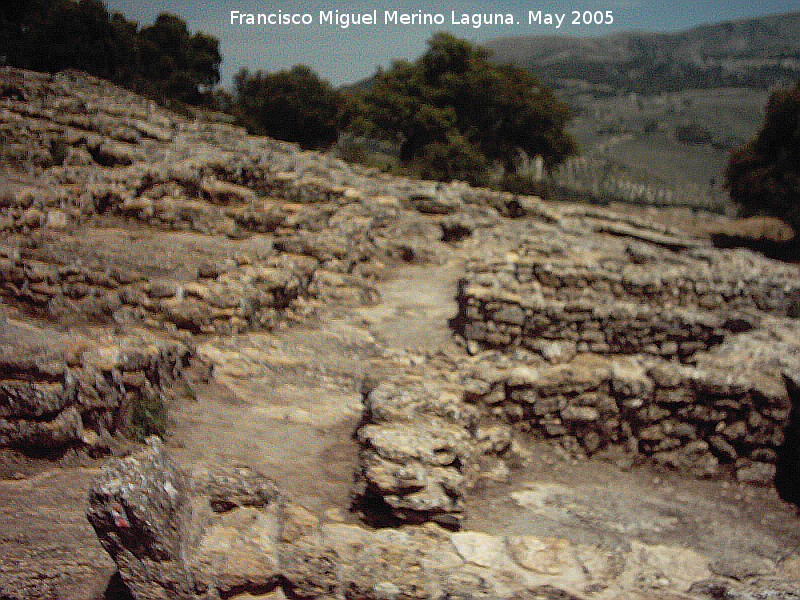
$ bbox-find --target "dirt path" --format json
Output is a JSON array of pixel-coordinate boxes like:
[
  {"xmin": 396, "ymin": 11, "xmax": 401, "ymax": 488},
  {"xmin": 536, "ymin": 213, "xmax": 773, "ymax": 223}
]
[
  {"xmin": 169, "ymin": 322, "xmax": 372, "ymax": 518},
  {"xmin": 355, "ymin": 260, "xmax": 464, "ymax": 354},
  {"xmin": 167, "ymin": 259, "xmax": 466, "ymax": 518},
  {"xmin": 3, "ymin": 254, "xmax": 800, "ymax": 598},
  {"xmin": 170, "ymin": 254, "xmax": 800, "ymax": 568},
  {"xmin": 0, "ymin": 468, "xmax": 115, "ymax": 600}
]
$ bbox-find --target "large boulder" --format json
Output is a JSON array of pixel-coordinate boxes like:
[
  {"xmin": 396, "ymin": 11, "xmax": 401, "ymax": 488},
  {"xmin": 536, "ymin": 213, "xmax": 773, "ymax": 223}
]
[
  {"xmin": 87, "ymin": 440, "xmax": 285, "ymax": 600},
  {"xmin": 87, "ymin": 438, "xmax": 201, "ymax": 600}
]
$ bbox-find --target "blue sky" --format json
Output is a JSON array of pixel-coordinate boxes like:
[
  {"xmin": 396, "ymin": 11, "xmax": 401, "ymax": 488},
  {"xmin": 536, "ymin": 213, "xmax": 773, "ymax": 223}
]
[{"xmin": 103, "ymin": 1, "xmax": 800, "ymax": 86}]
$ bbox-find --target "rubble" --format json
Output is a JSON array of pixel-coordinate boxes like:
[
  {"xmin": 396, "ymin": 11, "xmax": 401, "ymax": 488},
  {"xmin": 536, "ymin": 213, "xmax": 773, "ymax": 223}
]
[
  {"xmin": 88, "ymin": 441, "xmax": 800, "ymax": 600},
  {"xmin": 2, "ymin": 66, "xmax": 799, "ymax": 600}
]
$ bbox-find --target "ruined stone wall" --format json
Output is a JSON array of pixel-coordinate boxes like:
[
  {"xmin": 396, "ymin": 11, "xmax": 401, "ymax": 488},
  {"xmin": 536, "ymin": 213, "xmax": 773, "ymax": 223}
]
[
  {"xmin": 457, "ymin": 247, "xmax": 799, "ymax": 360},
  {"xmin": 3, "ymin": 68, "xmax": 499, "ymax": 334},
  {"xmin": 463, "ymin": 346, "xmax": 796, "ymax": 484},
  {"xmin": 453, "ymin": 218, "xmax": 800, "ymax": 483},
  {"xmin": 511, "ymin": 257, "xmax": 798, "ymax": 315},
  {"xmin": 457, "ymin": 282, "xmax": 748, "ymax": 361},
  {"xmin": 0, "ymin": 249, "xmax": 309, "ymax": 334},
  {"xmin": 0, "ymin": 320, "xmax": 193, "ymax": 451}
]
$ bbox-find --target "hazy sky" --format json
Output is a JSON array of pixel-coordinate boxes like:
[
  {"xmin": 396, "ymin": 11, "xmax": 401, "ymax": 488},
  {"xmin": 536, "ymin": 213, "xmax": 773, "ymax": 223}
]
[{"xmin": 103, "ymin": 1, "xmax": 799, "ymax": 86}]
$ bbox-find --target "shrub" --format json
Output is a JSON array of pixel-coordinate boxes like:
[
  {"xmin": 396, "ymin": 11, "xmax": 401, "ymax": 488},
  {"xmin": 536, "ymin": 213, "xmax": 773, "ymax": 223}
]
[
  {"xmin": 234, "ymin": 66, "xmax": 344, "ymax": 149},
  {"xmin": 726, "ymin": 81, "xmax": 800, "ymax": 234},
  {"xmin": 127, "ymin": 392, "xmax": 169, "ymax": 442}
]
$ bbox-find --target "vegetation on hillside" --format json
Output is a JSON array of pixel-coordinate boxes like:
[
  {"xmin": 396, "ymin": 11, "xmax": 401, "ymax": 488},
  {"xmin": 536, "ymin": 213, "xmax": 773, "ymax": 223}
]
[
  {"xmin": 227, "ymin": 34, "xmax": 577, "ymax": 185},
  {"xmin": 0, "ymin": 0, "xmax": 220, "ymax": 104},
  {"xmin": 3, "ymin": 1, "xmax": 575, "ymax": 185},
  {"xmin": 726, "ymin": 81, "xmax": 800, "ymax": 234},
  {"xmin": 485, "ymin": 13, "xmax": 800, "ymax": 94},
  {"xmin": 350, "ymin": 33, "xmax": 576, "ymax": 185},
  {"xmin": 233, "ymin": 66, "xmax": 345, "ymax": 149}
]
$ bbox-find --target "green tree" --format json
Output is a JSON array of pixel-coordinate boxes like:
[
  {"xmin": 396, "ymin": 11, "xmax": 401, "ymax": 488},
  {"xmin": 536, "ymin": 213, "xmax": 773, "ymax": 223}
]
[
  {"xmin": 234, "ymin": 65, "xmax": 343, "ymax": 149},
  {"xmin": 354, "ymin": 33, "xmax": 576, "ymax": 182},
  {"xmin": 413, "ymin": 132, "xmax": 489, "ymax": 184},
  {"xmin": 726, "ymin": 82, "xmax": 800, "ymax": 233},
  {"xmin": 2, "ymin": 0, "xmax": 118, "ymax": 77},
  {"xmin": 138, "ymin": 13, "xmax": 221, "ymax": 103},
  {"xmin": 0, "ymin": 1, "xmax": 220, "ymax": 107}
]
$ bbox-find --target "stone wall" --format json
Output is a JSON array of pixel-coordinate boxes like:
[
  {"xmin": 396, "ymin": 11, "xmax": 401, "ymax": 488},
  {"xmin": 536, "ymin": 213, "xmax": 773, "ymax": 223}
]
[
  {"xmin": 0, "ymin": 249, "xmax": 309, "ymax": 334},
  {"xmin": 462, "ymin": 336, "xmax": 797, "ymax": 483},
  {"xmin": 457, "ymin": 282, "xmax": 751, "ymax": 361},
  {"xmin": 0, "ymin": 317, "xmax": 193, "ymax": 451},
  {"xmin": 352, "ymin": 378, "xmax": 478, "ymax": 530},
  {"xmin": 456, "ymin": 241, "xmax": 799, "ymax": 360},
  {"xmin": 453, "ymin": 216, "xmax": 800, "ymax": 484}
]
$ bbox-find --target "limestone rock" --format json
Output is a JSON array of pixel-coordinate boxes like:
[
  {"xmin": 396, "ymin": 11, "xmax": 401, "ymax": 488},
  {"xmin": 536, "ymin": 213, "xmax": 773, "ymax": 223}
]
[
  {"xmin": 88, "ymin": 444, "xmax": 285, "ymax": 600},
  {"xmin": 86, "ymin": 438, "xmax": 200, "ymax": 600},
  {"xmin": 353, "ymin": 379, "xmax": 477, "ymax": 529}
]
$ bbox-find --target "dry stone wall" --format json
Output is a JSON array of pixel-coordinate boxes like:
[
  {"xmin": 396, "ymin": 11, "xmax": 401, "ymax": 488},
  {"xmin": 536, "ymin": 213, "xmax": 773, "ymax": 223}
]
[
  {"xmin": 2, "ymin": 68, "xmax": 535, "ymax": 334},
  {"xmin": 463, "ymin": 336, "xmax": 797, "ymax": 483},
  {"xmin": 0, "ymin": 246, "xmax": 309, "ymax": 334},
  {"xmin": 352, "ymin": 371, "xmax": 529, "ymax": 530},
  {"xmin": 457, "ymin": 283, "xmax": 750, "ymax": 361},
  {"xmin": 454, "ymin": 214, "xmax": 800, "ymax": 484},
  {"xmin": 352, "ymin": 378, "xmax": 478, "ymax": 530},
  {"xmin": 0, "ymin": 316, "xmax": 192, "ymax": 451}
]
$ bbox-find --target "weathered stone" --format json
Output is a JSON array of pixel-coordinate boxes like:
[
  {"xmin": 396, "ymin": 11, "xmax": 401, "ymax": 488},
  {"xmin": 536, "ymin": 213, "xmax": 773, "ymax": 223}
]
[
  {"xmin": 353, "ymin": 379, "xmax": 476, "ymax": 528},
  {"xmin": 404, "ymin": 192, "xmax": 461, "ymax": 215},
  {"xmin": 735, "ymin": 462, "xmax": 776, "ymax": 486},
  {"xmin": 505, "ymin": 536, "xmax": 570, "ymax": 575},
  {"xmin": 708, "ymin": 556, "xmax": 777, "ymax": 581},
  {"xmin": 86, "ymin": 438, "xmax": 200, "ymax": 600},
  {"xmin": 88, "ymin": 441, "xmax": 286, "ymax": 600},
  {"xmin": 561, "ymin": 406, "xmax": 600, "ymax": 422}
]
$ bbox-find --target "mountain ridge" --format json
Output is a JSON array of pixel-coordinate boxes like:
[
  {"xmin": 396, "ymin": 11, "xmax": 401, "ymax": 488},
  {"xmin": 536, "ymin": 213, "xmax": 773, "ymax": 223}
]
[{"xmin": 485, "ymin": 11, "xmax": 800, "ymax": 94}]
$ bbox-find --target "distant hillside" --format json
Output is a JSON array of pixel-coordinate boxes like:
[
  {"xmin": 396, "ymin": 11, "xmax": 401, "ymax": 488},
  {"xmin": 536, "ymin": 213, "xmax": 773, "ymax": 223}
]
[
  {"xmin": 485, "ymin": 12, "xmax": 800, "ymax": 94},
  {"xmin": 484, "ymin": 13, "xmax": 800, "ymax": 212}
]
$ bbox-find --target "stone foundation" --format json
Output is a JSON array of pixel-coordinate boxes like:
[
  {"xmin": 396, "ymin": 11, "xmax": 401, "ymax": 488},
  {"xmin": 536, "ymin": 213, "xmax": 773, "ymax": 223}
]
[
  {"xmin": 453, "ymin": 218, "xmax": 800, "ymax": 485},
  {"xmin": 0, "ymin": 316, "xmax": 193, "ymax": 451},
  {"xmin": 462, "ymin": 334, "xmax": 797, "ymax": 482}
]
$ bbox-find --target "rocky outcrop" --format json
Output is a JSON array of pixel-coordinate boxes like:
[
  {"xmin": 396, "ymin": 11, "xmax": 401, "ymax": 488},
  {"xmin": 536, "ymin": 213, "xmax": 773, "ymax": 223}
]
[
  {"xmin": 90, "ymin": 441, "xmax": 800, "ymax": 600},
  {"xmin": 0, "ymin": 314, "xmax": 192, "ymax": 452},
  {"xmin": 87, "ymin": 439, "xmax": 283, "ymax": 600}
]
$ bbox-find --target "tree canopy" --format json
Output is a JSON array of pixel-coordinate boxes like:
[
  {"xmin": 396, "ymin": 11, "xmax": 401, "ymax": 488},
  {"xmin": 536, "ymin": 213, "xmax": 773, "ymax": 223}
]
[
  {"xmin": 234, "ymin": 66, "xmax": 344, "ymax": 149},
  {"xmin": 0, "ymin": 0, "xmax": 220, "ymax": 104},
  {"xmin": 354, "ymin": 33, "xmax": 576, "ymax": 183},
  {"xmin": 726, "ymin": 82, "xmax": 800, "ymax": 233}
]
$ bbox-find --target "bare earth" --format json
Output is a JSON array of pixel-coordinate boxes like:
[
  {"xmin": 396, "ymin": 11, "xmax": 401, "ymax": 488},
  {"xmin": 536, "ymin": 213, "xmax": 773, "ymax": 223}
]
[{"xmin": 2, "ymin": 254, "xmax": 798, "ymax": 598}]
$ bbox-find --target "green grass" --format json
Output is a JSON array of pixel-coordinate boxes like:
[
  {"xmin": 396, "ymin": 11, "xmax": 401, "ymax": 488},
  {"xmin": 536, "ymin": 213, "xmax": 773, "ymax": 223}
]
[{"xmin": 128, "ymin": 392, "xmax": 169, "ymax": 442}]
